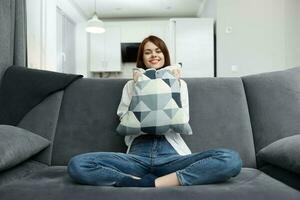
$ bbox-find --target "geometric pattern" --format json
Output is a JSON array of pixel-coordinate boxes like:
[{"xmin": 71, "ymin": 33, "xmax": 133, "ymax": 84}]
[{"xmin": 116, "ymin": 67, "xmax": 192, "ymax": 136}]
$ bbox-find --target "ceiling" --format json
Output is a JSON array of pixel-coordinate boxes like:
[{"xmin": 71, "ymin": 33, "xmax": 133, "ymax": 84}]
[{"xmin": 70, "ymin": 0, "xmax": 206, "ymax": 19}]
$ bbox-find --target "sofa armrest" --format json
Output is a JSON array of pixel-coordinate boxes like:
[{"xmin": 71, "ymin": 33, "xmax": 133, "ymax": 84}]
[
  {"xmin": 259, "ymin": 164, "xmax": 300, "ymax": 191},
  {"xmin": 0, "ymin": 159, "xmax": 47, "ymax": 186},
  {"xmin": 257, "ymin": 134, "xmax": 300, "ymax": 175}
]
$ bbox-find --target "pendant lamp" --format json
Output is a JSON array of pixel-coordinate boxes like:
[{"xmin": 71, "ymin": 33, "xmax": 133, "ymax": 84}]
[{"xmin": 86, "ymin": 0, "xmax": 105, "ymax": 34}]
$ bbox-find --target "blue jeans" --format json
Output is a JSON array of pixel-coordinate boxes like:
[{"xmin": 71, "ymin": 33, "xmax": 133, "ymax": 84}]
[{"xmin": 67, "ymin": 135, "xmax": 242, "ymax": 186}]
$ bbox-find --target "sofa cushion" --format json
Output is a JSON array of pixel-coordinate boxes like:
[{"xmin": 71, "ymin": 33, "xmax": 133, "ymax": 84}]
[
  {"xmin": 116, "ymin": 67, "xmax": 192, "ymax": 136},
  {"xmin": 0, "ymin": 125, "xmax": 50, "ymax": 172},
  {"xmin": 182, "ymin": 78, "xmax": 256, "ymax": 168},
  {"xmin": 257, "ymin": 134, "xmax": 300, "ymax": 174},
  {"xmin": 242, "ymin": 67, "xmax": 300, "ymax": 152},
  {"xmin": 0, "ymin": 167, "xmax": 299, "ymax": 200},
  {"xmin": 0, "ymin": 159, "xmax": 47, "ymax": 186},
  {"xmin": 17, "ymin": 91, "xmax": 64, "ymax": 165},
  {"xmin": 260, "ymin": 164, "xmax": 300, "ymax": 191},
  {"xmin": 52, "ymin": 79, "xmax": 128, "ymax": 166}
]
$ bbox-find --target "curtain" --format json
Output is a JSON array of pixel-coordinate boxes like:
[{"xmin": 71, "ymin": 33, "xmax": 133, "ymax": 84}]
[{"xmin": 0, "ymin": 0, "xmax": 27, "ymax": 79}]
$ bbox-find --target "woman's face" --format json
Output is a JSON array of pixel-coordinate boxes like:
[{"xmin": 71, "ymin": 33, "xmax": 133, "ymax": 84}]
[{"xmin": 143, "ymin": 41, "xmax": 165, "ymax": 69}]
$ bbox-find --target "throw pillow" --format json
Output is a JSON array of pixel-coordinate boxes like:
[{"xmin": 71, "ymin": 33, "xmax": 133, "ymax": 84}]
[
  {"xmin": 257, "ymin": 134, "xmax": 300, "ymax": 175},
  {"xmin": 116, "ymin": 66, "xmax": 192, "ymax": 136},
  {"xmin": 0, "ymin": 125, "xmax": 50, "ymax": 172}
]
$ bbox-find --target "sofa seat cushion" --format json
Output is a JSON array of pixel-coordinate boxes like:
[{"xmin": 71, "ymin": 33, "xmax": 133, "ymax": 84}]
[
  {"xmin": 0, "ymin": 167, "xmax": 299, "ymax": 200},
  {"xmin": 0, "ymin": 159, "xmax": 47, "ymax": 186},
  {"xmin": 260, "ymin": 164, "xmax": 300, "ymax": 191}
]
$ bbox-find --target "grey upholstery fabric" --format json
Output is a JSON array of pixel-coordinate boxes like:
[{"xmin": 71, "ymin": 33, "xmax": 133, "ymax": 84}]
[
  {"xmin": 257, "ymin": 134, "xmax": 300, "ymax": 174},
  {"xmin": 242, "ymin": 68, "xmax": 300, "ymax": 152},
  {"xmin": 0, "ymin": 0, "xmax": 27, "ymax": 79},
  {"xmin": 0, "ymin": 159, "xmax": 47, "ymax": 186},
  {"xmin": 52, "ymin": 78, "xmax": 256, "ymax": 167},
  {"xmin": 18, "ymin": 91, "xmax": 64, "ymax": 165},
  {"xmin": 183, "ymin": 78, "xmax": 256, "ymax": 167},
  {"xmin": 52, "ymin": 79, "xmax": 128, "ymax": 165},
  {"xmin": 260, "ymin": 164, "xmax": 300, "ymax": 191},
  {"xmin": 0, "ymin": 167, "xmax": 299, "ymax": 200},
  {"xmin": 0, "ymin": 125, "xmax": 50, "ymax": 171}
]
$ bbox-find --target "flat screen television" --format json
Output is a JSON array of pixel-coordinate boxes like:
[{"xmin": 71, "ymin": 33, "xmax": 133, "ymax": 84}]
[{"xmin": 121, "ymin": 43, "xmax": 140, "ymax": 62}]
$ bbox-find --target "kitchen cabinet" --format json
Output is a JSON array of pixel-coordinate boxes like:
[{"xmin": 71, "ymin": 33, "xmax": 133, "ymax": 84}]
[{"xmin": 90, "ymin": 27, "xmax": 121, "ymax": 72}]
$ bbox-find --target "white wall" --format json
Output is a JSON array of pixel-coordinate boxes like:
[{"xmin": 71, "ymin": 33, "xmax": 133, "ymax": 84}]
[
  {"xmin": 285, "ymin": 0, "xmax": 300, "ymax": 68},
  {"xmin": 200, "ymin": 0, "xmax": 217, "ymax": 19},
  {"xmin": 214, "ymin": 0, "xmax": 300, "ymax": 77}
]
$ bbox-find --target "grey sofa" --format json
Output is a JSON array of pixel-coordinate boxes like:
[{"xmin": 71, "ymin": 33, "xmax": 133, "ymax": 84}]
[{"xmin": 0, "ymin": 66, "xmax": 300, "ymax": 200}]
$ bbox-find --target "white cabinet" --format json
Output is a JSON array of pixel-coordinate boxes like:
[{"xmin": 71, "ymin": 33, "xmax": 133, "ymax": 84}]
[
  {"xmin": 90, "ymin": 27, "xmax": 121, "ymax": 72},
  {"xmin": 170, "ymin": 18, "xmax": 214, "ymax": 77}
]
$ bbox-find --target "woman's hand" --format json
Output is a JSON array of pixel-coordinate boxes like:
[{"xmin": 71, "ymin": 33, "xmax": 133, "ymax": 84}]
[
  {"xmin": 172, "ymin": 68, "xmax": 182, "ymax": 79},
  {"xmin": 133, "ymin": 70, "xmax": 142, "ymax": 82}
]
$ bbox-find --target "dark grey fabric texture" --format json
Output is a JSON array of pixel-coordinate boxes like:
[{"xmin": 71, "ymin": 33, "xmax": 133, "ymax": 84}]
[
  {"xmin": 52, "ymin": 79, "xmax": 128, "ymax": 165},
  {"xmin": 257, "ymin": 134, "xmax": 300, "ymax": 174},
  {"xmin": 51, "ymin": 78, "xmax": 256, "ymax": 167},
  {"xmin": 260, "ymin": 164, "xmax": 300, "ymax": 191},
  {"xmin": 0, "ymin": 0, "xmax": 27, "ymax": 79},
  {"xmin": 0, "ymin": 167, "xmax": 299, "ymax": 200},
  {"xmin": 0, "ymin": 159, "xmax": 47, "ymax": 186},
  {"xmin": 0, "ymin": 125, "xmax": 50, "ymax": 172},
  {"xmin": 18, "ymin": 91, "xmax": 64, "ymax": 165},
  {"xmin": 0, "ymin": 66, "xmax": 82, "ymax": 126},
  {"xmin": 242, "ymin": 68, "xmax": 300, "ymax": 153},
  {"xmin": 182, "ymin": 78, "xmax": 255, "ymax": 167}
]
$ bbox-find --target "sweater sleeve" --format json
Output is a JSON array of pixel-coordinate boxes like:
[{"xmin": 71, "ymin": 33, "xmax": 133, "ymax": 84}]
[
  {"xmin": 117, "ymin": 80, "xmax": 134, "ymax": 119},
  {"xmin": 180, "ymin": 79, "xmax": 190, "ymax": 121}
]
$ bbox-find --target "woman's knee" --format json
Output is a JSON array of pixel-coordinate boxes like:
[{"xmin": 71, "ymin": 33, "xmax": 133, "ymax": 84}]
[
  {"xmin": 215, "ymin": 148, "xmax": 242, "ymax": 177},
  {"xmin": 67, "ymin": 155, "xmax": 85, "ymax": 179},
  {"xmin": 67, "ymin": 154, "xmax": 98, "ymax": 184},
  {"xmin": 67, "ymin": 152, "xmax": 123, "ymax": 185}
]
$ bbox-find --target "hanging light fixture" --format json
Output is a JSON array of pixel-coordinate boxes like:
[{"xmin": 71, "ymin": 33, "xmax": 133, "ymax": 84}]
[{"xmin": 86, "ymin": 0, "xmax": 105, "ymax": 34}]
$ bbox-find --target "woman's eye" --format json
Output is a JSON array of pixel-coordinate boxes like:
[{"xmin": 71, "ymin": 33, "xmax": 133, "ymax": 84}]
[{"xmin": 156, "ymin": 50, "xmax": 162, "ymax": 53}]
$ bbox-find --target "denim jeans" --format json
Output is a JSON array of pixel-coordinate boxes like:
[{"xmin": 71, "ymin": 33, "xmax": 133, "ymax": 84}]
[{"xmin": 67, "ymin": 135, "xmax": 242, "ymax": 186}]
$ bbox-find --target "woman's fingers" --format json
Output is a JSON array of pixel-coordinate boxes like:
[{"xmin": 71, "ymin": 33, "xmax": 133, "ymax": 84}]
[
  {"xmin": 172, "ymin": 69, "xmax": 182, "ymax": 79},
  {"xmin": 133, "ymin": 71, "xmax": 142, "ymax": 82}
]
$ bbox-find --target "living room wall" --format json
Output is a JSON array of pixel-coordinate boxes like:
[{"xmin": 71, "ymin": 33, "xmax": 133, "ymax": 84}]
[{"xmin": 202, "ymin": 0, "xmax": 300, "ymax": 77}]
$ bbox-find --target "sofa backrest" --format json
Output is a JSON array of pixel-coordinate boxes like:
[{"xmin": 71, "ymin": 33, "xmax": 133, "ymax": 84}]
[
  {"xmin": 18, "ymin": 91, "xmax": 64, "ymax": 165},
  {"xmin": 242, "ymin": 67, "xmax": 300, "ymax": 153},
  {"xmin": 183, "ymin": 78, "xmax": 256, "ymax": 167},
  {"xmin": 49, "ymin": 77, "xmax": 256, "ymax": 167}
]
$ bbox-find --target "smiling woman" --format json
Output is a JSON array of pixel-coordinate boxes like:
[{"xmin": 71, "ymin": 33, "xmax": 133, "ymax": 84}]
[{"xmin": 67, "ymin": 34, "xmax": 242, "ymax": 187}]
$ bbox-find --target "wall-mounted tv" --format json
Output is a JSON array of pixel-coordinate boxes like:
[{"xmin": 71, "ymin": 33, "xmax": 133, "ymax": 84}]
[{"xmin": 121, "ymin": 43, "xmax": 140, "ymax": 62}]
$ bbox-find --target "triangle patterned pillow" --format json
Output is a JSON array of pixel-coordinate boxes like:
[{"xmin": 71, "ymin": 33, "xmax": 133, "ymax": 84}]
[{"xmin": 116, "ymin": 67, "xmax": 192, "ymax": 136}]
